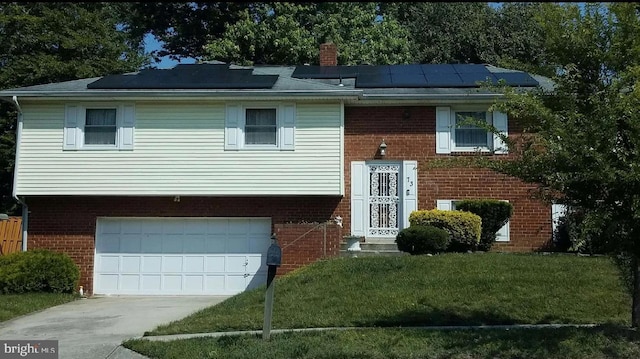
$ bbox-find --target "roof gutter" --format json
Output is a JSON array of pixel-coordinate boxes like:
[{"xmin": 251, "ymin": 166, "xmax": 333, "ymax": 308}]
[
  {"xmin": 7, "ymin": 96, "xmax": 28, "ymax": 252},
  {"xmin": 0, "ymin": 89, "xmax": 362, "ymax": 99}
]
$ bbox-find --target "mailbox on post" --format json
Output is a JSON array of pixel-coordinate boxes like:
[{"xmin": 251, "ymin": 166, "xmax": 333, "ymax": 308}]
[{"xmin": 266, "ymin": 242, "xmax": 282, "ymax": 267}]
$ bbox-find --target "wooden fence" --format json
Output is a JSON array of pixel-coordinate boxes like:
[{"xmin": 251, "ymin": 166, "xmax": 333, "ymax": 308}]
[{"xmin": 0, "ymin": 217, "xmax": 22, "ymax": 255}]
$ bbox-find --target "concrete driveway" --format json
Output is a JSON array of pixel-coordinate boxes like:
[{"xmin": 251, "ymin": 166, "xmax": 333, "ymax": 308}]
[{"xmin": 0, "ymin": 296, "xmax": 229, "ymax": 359}]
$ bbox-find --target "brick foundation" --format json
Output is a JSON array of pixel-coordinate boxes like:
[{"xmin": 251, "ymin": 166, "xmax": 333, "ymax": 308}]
[{"xmin": 26, "ymin": 196, "xmax": 342, "ymax": 295}]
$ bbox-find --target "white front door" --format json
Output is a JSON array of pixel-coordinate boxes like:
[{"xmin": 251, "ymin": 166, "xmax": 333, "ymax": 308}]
[
  {"xmin": 367, "ymin": 163, "xmax": 401, "ymax": 238},
  {"xmin": 94, "ymin": 217, "xmax": 271, "ymax": 295},
  {"xmin": 351, "ymin": 161, "xmax": 418, "ymax": 239}
]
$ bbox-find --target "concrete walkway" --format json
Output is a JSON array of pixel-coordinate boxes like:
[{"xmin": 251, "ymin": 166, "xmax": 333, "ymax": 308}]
[
  {"xmin": 141, "ymin": 323, "xmax": 602, "ymax": 342},
  {"xmin": 0, "ymin": 296, "xmax": 228, "ymax": 359}
]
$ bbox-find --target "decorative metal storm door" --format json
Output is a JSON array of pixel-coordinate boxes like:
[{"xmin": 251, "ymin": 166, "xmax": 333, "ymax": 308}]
[{"xmin": 368, "ymin": 164, "xmax": 400, "ymax": 237}]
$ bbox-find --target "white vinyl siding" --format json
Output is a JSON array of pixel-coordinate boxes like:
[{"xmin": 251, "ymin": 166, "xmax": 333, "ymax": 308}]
[
  {"xmin": 16, "ymin": 101, "xmax": 341, "ymax": 195},
  {"xmin": 437, "ymin": 199, "xmax": 510, "ymax": 242}
]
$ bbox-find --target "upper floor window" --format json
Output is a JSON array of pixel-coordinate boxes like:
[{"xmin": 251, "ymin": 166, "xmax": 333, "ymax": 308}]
[
  {"xmin": 225, "ymin": 103, "xmax": 295, "ymax": 151},
  {"xmin": 245, "ymin": 108, "xmax": 277, "ymax": 145},
  {"xmin": 63, "ymin": 104, "xmax": 135, "ymax": 151},
  {"xmin": 436, "ymin": 106, "xmax": 508, "ymax": 154},
  {"xmin": 84, "ymin": 109, "xmax": 117, "ymax": 145}
]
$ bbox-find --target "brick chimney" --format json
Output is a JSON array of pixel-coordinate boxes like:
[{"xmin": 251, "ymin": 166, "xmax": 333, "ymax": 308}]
[{"xmin": 319, "ymin": 42, "xmax": 338, "ymax": 66}]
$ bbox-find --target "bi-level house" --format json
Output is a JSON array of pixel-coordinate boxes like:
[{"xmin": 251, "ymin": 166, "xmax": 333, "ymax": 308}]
[{"xmin": 0, "ymin": 44, "xmax": 554, "ymax": 296}]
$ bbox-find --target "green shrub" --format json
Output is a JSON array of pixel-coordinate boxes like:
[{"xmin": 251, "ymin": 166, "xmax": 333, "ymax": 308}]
[
  {"xmin": 456, "ymin": 199, "xmax": 513, "ymax": 251},
  {"xmin": 0, "ymin": 249, "xmax": 80, "ymax": 294},
  {"xmin": 396, "ymin": 225, "xmax": 450, "ymax": 255},
  {"xmin": 409, "ymin": 210, "xmax": 481, "ymax": 252}
]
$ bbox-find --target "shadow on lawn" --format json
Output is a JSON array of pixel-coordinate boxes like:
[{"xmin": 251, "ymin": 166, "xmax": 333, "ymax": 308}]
[
  {"xmin": 406, "ymin": 324, "xmax": 640, "ymax": 357},
  {"xmin": 357, "ymin": 307, "xmax": 573, "ymax": 327}
]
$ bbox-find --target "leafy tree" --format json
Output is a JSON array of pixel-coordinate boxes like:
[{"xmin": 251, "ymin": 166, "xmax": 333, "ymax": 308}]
[
  {"xmin": 124, "ymin": 2, "xmax": 252, "ymax": 61},
  {"xmin": 204, "ymin": 2, "xmax": 412, "ymax": 65},
  {"xmin": 0, "ymin": 2, "xmax": 148, "ymax": 214},
  {"xmin": 384, "ymin": 2, "xmax": 497, "ymax": 64},
  {"xmin": 481, "ymin": 3, "xmax": 640, "ymax": 327}
]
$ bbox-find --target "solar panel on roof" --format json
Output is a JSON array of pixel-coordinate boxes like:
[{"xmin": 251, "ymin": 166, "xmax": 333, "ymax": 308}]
[
  {"xmin": 458, "ymin": 72, "xmax": 498, "ymax": 87},
  {"xmin": 389, "ymin": 64, "xmax": 423, "ymax": 75},
  {"xmin": 390, "ymin": 73, "xmax": 428, "ymax": 87},
  {"xmin": 355, "ymin": 73, "xmax": 392, "ymax": 88},
  {"xmin": 424, "ymin": 73, "xmax": 464, "ymax": 87},
  {"xmin": 421, "ymin": 64, "xmax": 456, "ymax": 73},
  {"xmin": 453, "ymin": 64, "xmax": 490, "ymax": 73},
  {"xmin": 87, "ymin": 64, "xmax": 278, "ymax": 89}
]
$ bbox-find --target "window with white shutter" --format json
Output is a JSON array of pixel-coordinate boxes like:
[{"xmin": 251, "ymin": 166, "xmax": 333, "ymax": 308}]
[
  {"xmin": 435, "ymin": 107, "xmax": 508, "ymax": 154},
  {"xmin": 225, "ymin": 103, "xmax": 296, "ymax": 151},
  {"xmin": 63, "ymin": 104, "xmax": 135, "ymax": 151}
]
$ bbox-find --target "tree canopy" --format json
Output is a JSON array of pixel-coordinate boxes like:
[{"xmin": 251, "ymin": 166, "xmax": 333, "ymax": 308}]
[{"xmin": 479, "ymin": 2, "xmax": 640, "ymax": 326}]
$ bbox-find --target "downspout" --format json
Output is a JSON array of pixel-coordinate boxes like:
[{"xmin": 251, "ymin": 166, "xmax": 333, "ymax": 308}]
[{"xmin": 9, "ymin": 96, "xmax": 27, "ymax": 251}]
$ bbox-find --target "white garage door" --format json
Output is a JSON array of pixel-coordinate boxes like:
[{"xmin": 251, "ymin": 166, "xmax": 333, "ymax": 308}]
[{"xmin": 94, "ymin": 217, "xmax": 271, "ymax": 295}]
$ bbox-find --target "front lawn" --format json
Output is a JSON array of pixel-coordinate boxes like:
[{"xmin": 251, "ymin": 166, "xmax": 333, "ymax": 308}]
[
  {"xmin": 0, "ymin": 293, "xmax": 78, "ymax": 322},
  {"xmin": 125, "ymin": 326, "xmax": 640, "ymax": 359},
  {"xmin": 148, "ymin": 253, "xmax": 630, "ymax": 335}
]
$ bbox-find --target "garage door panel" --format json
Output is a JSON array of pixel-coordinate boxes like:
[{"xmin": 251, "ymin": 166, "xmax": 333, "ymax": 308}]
[
  {"xmin": 183, "ymin": 236, "xmax": 206, "ymax": 253},
  {"xmin": 121, "ymin": 256, "xmax": 141, "ymax": 272},
  {"xmin": 95, "ymin": 217, "xmax": 270, "ymax": 295},
  {"xmin": 162, "ymin": 235, "xmax": 183, "ymax": 253},
  {"xmin": 142, "ymin": 256, "xmax": 162, "ymax": 273},
  {"xmin": 206, "ymin": 256, "xmax": 225, "ymax": 272},
  {"xmin": 185, "ymin": 275, "xmax": 204, "ymax": 291},
  {"xmin": 206, "ymin": 236, "xmax": 226, "ymax": 252},
  {"xmin": 141, "ymin": 237, "xmax": 162, "ymax": 253},
  {"xmin": 121, "ymin": 221, "xmax": 142, "ymax": 234},
  {"xmin": 227, "ymin": 237, "xmax": 250, "ymax": 253},
  {"xmin": 185, "ymin": 256, "xmax": 205, "ymax": 272},
  {"xmin": 121, "ymin": 275, "xmax": 140, "ymax": 290},
  {"xmin": 98, "ymin": 255, "xmax": 120, "ymax": 272},
  {"xmin": 96, "ymin": 234, "xmax": 120, "ymax": 252},
  {"xmin": 164, "ymin": 275, "xmax": 182, "ymax": 291},
  {"xmin": 120, "ymin": 236, "xmax": 142, "ymax": 253},
  {"xmin": 142, "ymin": 275, "xmax": 161, "ymax": 291}
]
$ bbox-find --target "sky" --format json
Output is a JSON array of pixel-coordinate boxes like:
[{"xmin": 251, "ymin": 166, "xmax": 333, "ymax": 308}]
[{"xmin": 144, "ymin": 33, "xmax": 196, "ymax": 69}]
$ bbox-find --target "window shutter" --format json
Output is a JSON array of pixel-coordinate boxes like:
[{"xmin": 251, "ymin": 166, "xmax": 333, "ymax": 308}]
[
  {"xmin": 225, "ymin": 104, "xmax": 242, "ymax": 150},
  {"xmin": 436, "ymin": 200, "xmax": 452, "ymax": 211},
  {"xmin": 402, "ymin": 161, "xmax": 417, "ymax": 229},
  {"xmin": 493, "ymin": 111, "xmax": 508, "ymax": 154},
  {"xmin": 119, "ymin": 104, "xmax": 135, "ymax": 150},
  {"xmin": 436, "ymin": 107, "xmax": 452, "ymax": 154},
  {"xmin": 64, "ymin": 105, "xmax": 80, "ymax": 150},
  {"xmin": 280, "ymin": 103, "xmax": 295, "ymax": 151},
  {"xmin": 350, "ymin": 161, "xmax": 366, "ymax": 236}
]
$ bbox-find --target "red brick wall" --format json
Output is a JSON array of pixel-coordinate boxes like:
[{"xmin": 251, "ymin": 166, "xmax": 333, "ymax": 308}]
[
  {"xmin": 26, "ymin": 196, "xmax": 342, "ymax": 295},
  {"xmin": 337, "ymin": 106, "xmax": 552, "ymax": 251},
  {"xmin": 319, "ymin": 43, "xmax": 338, "ymax": 66}
]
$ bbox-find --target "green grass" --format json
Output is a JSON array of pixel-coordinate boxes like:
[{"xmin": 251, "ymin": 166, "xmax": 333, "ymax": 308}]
[
  {"xmin": 0, "ymin": 293, "xmax": 78, "ymax": 322},
  {"xmin": 125, "ymin": 326, "xmax": 640, "ymax": 359},
  {"xmin": 148, "ymin": 253, "xmax": 631, "ymax": 336}
]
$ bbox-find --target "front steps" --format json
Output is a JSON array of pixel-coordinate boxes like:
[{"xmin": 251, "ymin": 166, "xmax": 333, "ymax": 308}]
[{"xmin": 339, "ymin": 240, "xmax": 407, "ymax": 257}]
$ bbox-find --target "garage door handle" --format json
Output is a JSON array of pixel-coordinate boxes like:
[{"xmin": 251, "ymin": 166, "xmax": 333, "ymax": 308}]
[
  {"xmin": 243, "ymin": 273, "xmax": 249, "ymax": 278},
  {"xmin": 244, "ymin": 260, "xmax": 248, "ymax": 266}
]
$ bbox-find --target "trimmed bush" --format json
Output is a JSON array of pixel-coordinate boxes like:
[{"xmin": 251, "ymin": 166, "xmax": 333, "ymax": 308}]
[
  {"xmin": 456, "ymin": 199, "xmax": 513, "ymax": 251},
  {"xmin": 396, "ymin": 225, "xmax": 450, "ymax": 255},
  {"xmin": 0, "ymin": 249, "xmax": 80, "ymax": 294},
  {"xmin": 409, "ymin": 209, "xmax": 481, "ymax": 252}
]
